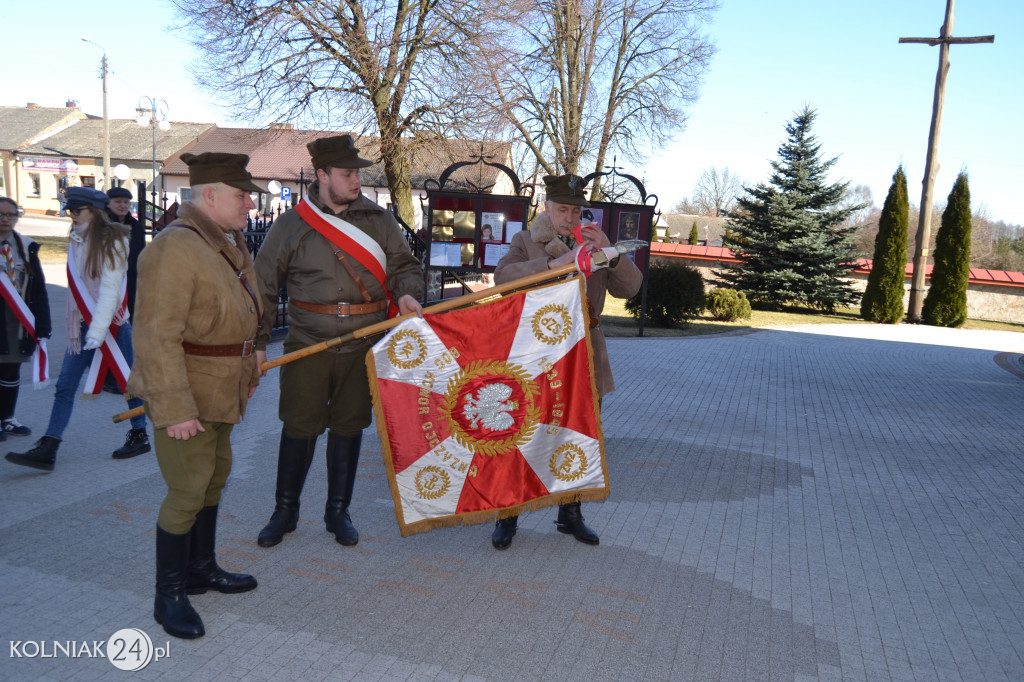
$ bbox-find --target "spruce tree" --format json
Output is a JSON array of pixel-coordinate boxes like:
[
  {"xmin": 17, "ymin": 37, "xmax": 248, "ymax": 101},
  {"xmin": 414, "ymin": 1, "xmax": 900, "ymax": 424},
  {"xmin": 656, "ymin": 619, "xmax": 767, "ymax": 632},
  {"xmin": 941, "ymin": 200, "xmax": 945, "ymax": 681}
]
[
  {"xmin": 922, "ymin": 172, "xmax": 971, "ymax": 327},
  {"xmin": 860, "ymin": 165, "xmax": 909, "ymax": 323},
  {"xmin": 688, "ymin": 219, "xmax": 699, "ymax": 245},
  {"xmin": 720, "ymin": 106, "xmax": 863, "ymax": 312}
]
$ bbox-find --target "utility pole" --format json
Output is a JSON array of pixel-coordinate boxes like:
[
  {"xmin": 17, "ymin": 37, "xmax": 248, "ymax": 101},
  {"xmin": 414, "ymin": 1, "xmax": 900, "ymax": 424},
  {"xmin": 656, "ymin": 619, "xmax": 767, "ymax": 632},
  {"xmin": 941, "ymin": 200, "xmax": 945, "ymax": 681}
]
[
  {"xmin": 82, "ymin": 38, "xmax": 111, "ymax": 191},
  {"xmin": 900, "ymin": 0, "xmax": 993, "ymax": 322}
]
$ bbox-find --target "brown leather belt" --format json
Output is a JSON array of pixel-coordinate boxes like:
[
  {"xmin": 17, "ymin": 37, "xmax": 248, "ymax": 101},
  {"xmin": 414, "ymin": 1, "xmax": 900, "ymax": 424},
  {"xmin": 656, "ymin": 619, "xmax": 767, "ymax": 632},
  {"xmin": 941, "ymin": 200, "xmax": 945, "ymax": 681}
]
[
  {"xmin": 289, "ymin": 298, "xmax": 388, "ymax": 317},
  {"xmin": 183, "ymin": 340, "xmax": 256, "ymax": 358}
]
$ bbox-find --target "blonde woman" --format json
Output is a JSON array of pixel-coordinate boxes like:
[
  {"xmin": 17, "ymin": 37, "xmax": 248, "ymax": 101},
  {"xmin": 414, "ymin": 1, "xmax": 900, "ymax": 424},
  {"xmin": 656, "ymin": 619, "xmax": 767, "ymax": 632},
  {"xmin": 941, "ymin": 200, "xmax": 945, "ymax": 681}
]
[{"xmin": 6, "ymin": 187, "xmax": 148, "ymax": 471}]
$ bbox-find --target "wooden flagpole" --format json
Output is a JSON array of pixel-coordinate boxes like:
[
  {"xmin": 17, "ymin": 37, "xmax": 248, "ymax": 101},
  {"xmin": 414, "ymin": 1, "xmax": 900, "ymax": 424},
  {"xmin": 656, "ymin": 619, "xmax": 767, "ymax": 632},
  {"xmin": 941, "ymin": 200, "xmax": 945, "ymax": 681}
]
[{"xmin": 112, "ymin": 263, "xmax": 580, "ymax": 423}]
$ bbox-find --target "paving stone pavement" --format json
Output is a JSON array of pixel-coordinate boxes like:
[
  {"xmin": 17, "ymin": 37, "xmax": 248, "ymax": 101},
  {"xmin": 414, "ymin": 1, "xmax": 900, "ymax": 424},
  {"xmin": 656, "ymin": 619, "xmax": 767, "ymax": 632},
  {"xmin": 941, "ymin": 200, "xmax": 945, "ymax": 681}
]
[{"xmin": 2, "ymin": 277, "xmax": 1024, "ymax": 681}]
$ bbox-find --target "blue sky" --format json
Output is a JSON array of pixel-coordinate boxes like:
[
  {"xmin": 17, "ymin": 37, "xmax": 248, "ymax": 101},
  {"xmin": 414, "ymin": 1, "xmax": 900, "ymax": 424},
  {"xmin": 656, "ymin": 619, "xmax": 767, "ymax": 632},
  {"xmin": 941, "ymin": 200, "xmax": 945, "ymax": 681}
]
[{"xmin": 6, "ymin": 0, "xmax": 1021, "ymax": 225}]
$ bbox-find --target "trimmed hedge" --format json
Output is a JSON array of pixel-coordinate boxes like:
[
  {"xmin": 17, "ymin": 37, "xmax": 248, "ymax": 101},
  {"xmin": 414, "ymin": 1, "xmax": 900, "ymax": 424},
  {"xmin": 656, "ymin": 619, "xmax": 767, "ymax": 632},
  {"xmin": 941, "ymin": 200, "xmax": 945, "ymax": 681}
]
[{"xmin": 705, "ymin": 288, "xmax": 752, "ymax": 321}]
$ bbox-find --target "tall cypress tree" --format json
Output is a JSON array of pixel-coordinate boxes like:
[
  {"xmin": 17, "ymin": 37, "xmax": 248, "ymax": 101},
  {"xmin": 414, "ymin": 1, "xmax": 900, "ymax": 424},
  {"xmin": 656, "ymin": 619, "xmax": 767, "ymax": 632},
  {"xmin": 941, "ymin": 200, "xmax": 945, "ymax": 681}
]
[
  {"xmin": 688, "ymin": 219, "xmax": 699, "ymax": 245},
  {"xmin": 861, "ymin": 165, "xmax": 909, "ymax": 323},
  {"xmin": 922, "ymin": 172, "xmax": 971, "ymax": 327},
  {"xmin": 720, "ymin": 106, "xmax": 862, "ymax": 311}
]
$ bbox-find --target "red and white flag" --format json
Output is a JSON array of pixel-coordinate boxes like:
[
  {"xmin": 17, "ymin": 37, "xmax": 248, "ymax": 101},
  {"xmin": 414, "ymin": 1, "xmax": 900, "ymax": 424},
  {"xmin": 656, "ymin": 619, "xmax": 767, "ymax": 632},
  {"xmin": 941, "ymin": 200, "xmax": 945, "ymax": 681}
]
[{"xmin": 367, "ymin": 276, "xmax": 608, "ymax": 537}]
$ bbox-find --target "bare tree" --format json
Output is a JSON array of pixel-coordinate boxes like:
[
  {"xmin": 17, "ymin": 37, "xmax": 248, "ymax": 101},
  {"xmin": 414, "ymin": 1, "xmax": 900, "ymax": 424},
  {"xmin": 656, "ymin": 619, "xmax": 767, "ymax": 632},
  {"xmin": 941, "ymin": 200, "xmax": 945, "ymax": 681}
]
[
  {"xmin": 692, "ymin": 166, "xmax": 741, "ymax": 216},
  {"xmin": 172, "ymin": 0, "xmax": 484, "ymax": 227},
  {"xmin": 470, "ymin": 0, "xmax": 717, "ymax": 196}
]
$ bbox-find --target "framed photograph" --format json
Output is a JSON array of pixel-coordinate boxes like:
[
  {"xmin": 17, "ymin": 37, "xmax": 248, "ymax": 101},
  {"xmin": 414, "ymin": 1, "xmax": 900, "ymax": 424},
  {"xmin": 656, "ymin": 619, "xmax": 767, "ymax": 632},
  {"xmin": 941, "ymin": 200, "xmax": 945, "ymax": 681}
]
[
  {"xmin": 481, "ymin": 212, "xmax": 504, "ymax": 242},
  {"xmin": 617, "ymin": 212, "xmax": 640, "ymax": 241},
  {"xmin": 581, "ymin": 207, "xmax": 604, "ymax": 229}
]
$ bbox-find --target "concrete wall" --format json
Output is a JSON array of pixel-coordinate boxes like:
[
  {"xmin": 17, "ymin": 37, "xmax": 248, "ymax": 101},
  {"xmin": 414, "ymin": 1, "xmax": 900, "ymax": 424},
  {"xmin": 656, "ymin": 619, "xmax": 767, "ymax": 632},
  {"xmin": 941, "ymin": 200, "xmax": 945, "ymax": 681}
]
[{"xmin": 653, "ymin": 254, "xmax": 1024, "ymax": 325}]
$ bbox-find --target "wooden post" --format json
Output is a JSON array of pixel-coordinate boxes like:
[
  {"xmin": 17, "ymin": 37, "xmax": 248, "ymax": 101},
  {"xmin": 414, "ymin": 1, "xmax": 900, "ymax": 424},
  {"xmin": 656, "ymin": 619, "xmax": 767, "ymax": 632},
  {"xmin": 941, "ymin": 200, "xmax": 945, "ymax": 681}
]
[{"xmin": 900, "ymin": 0, "xmax": 993, "ymax": 322}]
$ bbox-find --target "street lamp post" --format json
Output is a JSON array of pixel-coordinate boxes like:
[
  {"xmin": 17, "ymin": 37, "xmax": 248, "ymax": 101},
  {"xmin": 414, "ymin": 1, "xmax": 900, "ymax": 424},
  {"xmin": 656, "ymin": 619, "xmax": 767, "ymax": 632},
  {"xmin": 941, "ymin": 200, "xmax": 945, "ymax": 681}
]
[
  {"xmin": 137, "ymin": 97, "xmax": 169, "ymax": 210},
  {"xmin": 80, "ymin": 37, "xmax": 111, "ymax": 190}
]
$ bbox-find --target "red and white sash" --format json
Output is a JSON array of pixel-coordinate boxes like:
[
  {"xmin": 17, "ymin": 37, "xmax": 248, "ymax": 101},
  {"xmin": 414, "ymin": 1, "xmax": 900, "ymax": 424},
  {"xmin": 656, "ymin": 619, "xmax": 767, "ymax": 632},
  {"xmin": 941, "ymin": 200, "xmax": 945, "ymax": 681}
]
[
  {"xmin": 66, "ymin": 247, "xmax": 130, "ymax": 395},
  {"xmin": 295, "ymin": 198, "xmax": 398, "ymax": 317},
  {"xmin": 0, "ymin": 275, "xmax": 48, "ymax": 386}
]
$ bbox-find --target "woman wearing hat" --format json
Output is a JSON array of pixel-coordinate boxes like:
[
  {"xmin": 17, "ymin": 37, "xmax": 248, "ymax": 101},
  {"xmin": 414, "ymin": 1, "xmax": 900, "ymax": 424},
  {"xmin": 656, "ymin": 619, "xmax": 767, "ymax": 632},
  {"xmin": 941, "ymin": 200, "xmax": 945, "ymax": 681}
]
[
  {"xmin": 0, "ymin": 197, "xmax": 50, "ymax": 442},
  {"xmin": 5, "ymin": 187, "xmax": 149, "ymax": 471}
]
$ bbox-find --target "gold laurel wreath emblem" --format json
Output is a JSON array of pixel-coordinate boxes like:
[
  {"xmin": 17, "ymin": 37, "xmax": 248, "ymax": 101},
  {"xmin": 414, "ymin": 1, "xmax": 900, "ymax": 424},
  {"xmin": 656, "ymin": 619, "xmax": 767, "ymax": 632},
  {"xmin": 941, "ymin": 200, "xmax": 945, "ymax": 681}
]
[
  {"xmin": 414, "ymin": 465, "xmax": 451, "ymax": 500},
  {"xmin": 531, "ymin": 303, "xmax": 573, "ymax": 346},
  {"xmin": 442, "ymin": 360, "xmax": 541, "ymax": 457},
  {"xmin": 549, "ymin": 443, "xmax": 588, "ymax": 482},
  {"xmin": 386, "ymin": 329, "xmax": 428, "ymax": 370}
]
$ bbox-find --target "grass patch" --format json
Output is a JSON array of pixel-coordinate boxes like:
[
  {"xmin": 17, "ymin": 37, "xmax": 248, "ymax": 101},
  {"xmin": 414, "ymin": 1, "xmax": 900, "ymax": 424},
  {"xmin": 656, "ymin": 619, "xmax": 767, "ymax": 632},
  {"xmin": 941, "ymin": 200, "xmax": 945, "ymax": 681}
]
[
  {"xmin": 31, "ymin": 236, "xmax": 70, "ymax": 264},
  {"xmin": 601, "ymin": 297, "xmax": 1024, "ymax": 336}
]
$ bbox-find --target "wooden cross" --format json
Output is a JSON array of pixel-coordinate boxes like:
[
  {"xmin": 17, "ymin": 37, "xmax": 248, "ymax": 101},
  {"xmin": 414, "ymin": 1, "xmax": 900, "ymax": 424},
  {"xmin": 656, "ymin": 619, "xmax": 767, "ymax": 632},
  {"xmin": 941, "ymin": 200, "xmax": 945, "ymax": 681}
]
[{"xmin": 900, "ymin": 0, "xmax": 993, "ymax": 322}]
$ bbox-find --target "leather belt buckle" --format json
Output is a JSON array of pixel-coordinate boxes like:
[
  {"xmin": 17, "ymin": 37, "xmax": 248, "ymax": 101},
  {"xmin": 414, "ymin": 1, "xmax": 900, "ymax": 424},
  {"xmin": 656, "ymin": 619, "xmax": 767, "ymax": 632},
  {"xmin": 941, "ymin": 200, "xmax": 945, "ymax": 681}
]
[
  {"xmin": 335, "ymin": 302, "xmax": 351, "ymax": 318},
  {"xmin": 241, "ymin": 339, "xmax": 255, "ymax": 357}
]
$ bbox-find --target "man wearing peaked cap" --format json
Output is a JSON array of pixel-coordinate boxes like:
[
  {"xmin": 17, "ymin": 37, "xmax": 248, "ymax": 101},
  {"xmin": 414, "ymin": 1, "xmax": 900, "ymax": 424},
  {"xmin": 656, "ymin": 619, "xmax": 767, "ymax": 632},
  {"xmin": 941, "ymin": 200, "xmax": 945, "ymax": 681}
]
[
  {"xmin": 488, "ymin": 172, "xmax": 642, "ymax": 551},
  {"xmin": 252, "ymin": 134, "xmax": 423, "ymax": 551},
  {"xmin": 104, "ymin": 186, "xmax": 145, "ymax": 331},
  {"xmin": 127, "ymin": 150, "xmax": 265, "ymax": 639}
]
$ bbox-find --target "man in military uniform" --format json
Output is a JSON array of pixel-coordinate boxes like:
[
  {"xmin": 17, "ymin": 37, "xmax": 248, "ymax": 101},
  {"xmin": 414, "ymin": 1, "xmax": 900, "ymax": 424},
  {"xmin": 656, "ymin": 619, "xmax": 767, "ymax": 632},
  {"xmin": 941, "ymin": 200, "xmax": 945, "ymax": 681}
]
[
  {"xmin": 490, "ymin": 173, "xmax": 643, "ymax": 549},
  {"xmin": 254, "ymin": 135, "xmax": 424, "ymax": 549},
  {"xmin": 128, "ymin": 153, "xmax": 264, "ymax": 639}
]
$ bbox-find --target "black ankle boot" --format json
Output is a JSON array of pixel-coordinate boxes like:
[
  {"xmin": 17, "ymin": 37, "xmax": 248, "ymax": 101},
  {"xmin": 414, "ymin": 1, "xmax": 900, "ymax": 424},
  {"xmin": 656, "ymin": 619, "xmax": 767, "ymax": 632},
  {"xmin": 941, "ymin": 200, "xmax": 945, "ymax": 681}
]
[
  {"xmin": 187, "ymin": 505, "xmax": 257, "ymax": 595},
  {"xmin": 325, "ymin": 432, "xmax": 361, "ymax": 546},
  {"xmin": 5, "ymin": 436, "xmax": 60, "ymax": 471},
  {"xmin": 555, "ymin": 503, "xmax": 599, "ymax": 545},
  {"xmin": 112, "ymin": 428, "xmax": 150, "ymax": 459},
  {"xmin": 154, "ymin": 527, "xmax": 204, "ymax": 640},
  {"xmin": 257, "ymin": 430, "xmax": 316, "ymax": 548},
  {"xmin": 491, "ymin": 516, "xmax": 518, "ymax": 549}
]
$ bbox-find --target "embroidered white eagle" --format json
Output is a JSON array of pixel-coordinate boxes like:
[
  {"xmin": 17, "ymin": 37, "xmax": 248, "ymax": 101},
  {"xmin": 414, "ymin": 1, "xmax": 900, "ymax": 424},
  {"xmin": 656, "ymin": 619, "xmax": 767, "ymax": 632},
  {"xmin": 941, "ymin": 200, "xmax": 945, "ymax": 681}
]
[{"xmin": 462, "ymin": 383, "xmax": 518, "ymax": 431}]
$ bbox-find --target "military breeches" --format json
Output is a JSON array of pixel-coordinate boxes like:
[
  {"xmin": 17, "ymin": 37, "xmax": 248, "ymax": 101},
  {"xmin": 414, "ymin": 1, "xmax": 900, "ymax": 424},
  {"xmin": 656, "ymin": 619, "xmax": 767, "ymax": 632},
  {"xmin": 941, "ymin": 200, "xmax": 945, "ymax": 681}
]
[
  {"xmin": 279, "ymin": 344, "xmax": 371, "ymax": 440},
  {"xmin": 154, "ymin": 420, "xmax": 234, "ymax": 534}
]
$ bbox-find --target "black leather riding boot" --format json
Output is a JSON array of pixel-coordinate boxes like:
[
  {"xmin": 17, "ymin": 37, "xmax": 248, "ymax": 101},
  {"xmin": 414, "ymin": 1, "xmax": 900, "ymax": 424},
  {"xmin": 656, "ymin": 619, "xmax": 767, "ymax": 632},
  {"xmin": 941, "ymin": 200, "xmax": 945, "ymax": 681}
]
[
  {"xmin": 491, "ymin": 515, "xmax": 519, "ymax": 550},
  {"xmin": 187, "ymin": 505, "xmax": 257, "ymax": 595},
  {"xmin": 324, "ymin": 432, "xmax": 361, "ymax": 546},
  {"xmin": 555, "ymin": 502, "xmax": 600, "ymax": 545},
  {"xmin": 257, "ymin": 430, "xmax": 316, "ymax": 547},
  {"xmin": 154, "ymin": 526, "xmax": 204, "ymax": 640}
]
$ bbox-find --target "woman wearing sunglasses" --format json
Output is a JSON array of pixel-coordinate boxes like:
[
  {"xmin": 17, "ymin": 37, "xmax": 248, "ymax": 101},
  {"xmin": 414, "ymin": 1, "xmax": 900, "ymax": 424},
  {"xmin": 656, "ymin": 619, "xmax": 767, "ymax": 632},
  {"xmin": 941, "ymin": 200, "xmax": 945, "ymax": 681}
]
[{"xmin": 6, "ymin": 187, "xmax": 149, "ymax": 471}]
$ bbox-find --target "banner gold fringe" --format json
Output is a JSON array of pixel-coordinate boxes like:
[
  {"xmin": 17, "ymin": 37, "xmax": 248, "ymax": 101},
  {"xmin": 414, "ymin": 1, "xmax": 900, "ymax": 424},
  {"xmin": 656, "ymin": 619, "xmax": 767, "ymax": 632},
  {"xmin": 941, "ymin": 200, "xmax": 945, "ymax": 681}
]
[{"xmin": 367, "ymin": 274, "xmax": 611, "ymax": 538}]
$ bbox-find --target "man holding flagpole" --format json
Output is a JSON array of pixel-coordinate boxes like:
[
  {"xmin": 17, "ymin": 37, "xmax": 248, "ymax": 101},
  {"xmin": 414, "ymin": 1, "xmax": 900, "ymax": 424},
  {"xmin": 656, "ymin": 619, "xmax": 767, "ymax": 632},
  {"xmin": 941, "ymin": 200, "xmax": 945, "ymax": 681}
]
[
  {"xmin": 489, "ymin": 173, "xmax": 643, "ymax": 549},
  {"xmin": 254, "ymin": 135, "xmax": 424, "ymax": 549},
  {"xmin": 128, "ymin": 152, "xmax": 265, "ymax": 639}
]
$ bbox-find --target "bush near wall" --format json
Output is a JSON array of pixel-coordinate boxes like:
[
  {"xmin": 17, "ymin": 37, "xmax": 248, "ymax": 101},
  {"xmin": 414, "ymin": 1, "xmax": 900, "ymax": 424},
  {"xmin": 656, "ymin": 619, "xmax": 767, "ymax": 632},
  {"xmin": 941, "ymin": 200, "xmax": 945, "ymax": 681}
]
[
  {"xmin": 627, "ymin": 261, "xmax": 705, "ymax": 327},
  {"xmin": 705, "ymin": 289, "xmax": 752, "ymax": 321}
]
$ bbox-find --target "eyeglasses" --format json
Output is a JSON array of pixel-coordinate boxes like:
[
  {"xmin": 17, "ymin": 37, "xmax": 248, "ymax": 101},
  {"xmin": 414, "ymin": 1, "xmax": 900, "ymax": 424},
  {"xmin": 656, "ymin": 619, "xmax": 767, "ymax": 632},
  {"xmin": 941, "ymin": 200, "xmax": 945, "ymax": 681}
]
[
  {"xmin": 68, "ymin": 208, "xmax": 84, "ymax": 216},
  {"xmin": 0, "ymin": 213, "xmax": 18, "ymax": 220}
]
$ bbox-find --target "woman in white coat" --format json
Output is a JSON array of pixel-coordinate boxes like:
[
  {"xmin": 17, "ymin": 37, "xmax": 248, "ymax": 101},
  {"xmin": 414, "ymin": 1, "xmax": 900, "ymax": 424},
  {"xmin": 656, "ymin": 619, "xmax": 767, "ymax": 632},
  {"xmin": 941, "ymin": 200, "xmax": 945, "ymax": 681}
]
[{"xmin": 5, "ymin": 187, "xmax": 149, "ymax": 471}]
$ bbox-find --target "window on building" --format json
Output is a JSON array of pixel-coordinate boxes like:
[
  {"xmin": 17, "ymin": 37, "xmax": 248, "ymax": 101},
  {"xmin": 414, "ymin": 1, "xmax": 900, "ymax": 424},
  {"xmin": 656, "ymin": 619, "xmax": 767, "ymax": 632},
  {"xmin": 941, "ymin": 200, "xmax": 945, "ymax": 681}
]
[
  {"xmin": 28, "ymin": 173, "xmax": 41, "ymax": 197},
  {"xmin": 81, "ymin": 176, "xmax": 95, "ymax": 188},
  {"xmin": 179, "ymin": 187, "xmax": 192, "ymax": 203}
]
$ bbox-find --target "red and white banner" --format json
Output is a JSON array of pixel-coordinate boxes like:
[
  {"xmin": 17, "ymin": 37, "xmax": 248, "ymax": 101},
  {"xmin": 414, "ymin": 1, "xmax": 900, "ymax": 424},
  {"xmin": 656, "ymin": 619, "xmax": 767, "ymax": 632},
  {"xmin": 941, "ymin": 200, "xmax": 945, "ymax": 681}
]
[
  {"xmin": 0, "ymin": 275, "xmax": 49, "ymax": 386},
  {"xmin": 367, "ymin": 276, "xmax": 608, "ymax": 537},
  {"xmin": 66, "ymin": 248, "xmax": 130, "ymax": 395}
]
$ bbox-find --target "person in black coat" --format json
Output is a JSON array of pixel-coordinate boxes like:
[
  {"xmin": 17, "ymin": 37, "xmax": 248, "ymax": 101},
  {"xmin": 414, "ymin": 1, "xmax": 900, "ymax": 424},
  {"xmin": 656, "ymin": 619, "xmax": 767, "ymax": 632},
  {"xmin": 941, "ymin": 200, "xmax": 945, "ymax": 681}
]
[
  {"xmin": 106, "ymin": 187, "xmax": 146, "ymax": 318},
  {"xmin": 102, "ymin": 187, "xmax": 147, "ymax": 395},
  {"xmin": 0, "ymin": 197, "xmax": 51, "ymax": 441}
]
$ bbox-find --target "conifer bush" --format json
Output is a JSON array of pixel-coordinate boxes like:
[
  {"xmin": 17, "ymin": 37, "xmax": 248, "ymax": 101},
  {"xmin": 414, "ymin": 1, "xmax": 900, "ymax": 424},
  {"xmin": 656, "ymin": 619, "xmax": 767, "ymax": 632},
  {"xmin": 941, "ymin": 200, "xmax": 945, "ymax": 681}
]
[
  {"xmin": 922, "ymin": 173, "xmax": 971, "ymax": 327},
  {"xmin": 688, "ymin": 220, "xmax": 699, "ymax": 245},
  {"xmin": 705, "ymin": 288, "xmax": 752, "ymax": 321},
  {"xmin": 861, "ymin": 165, "xmax": 909, "ymax": 323},
  {"xmin": 626, "ymin": 262, "xmax": 704, "ymax": 327}
]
